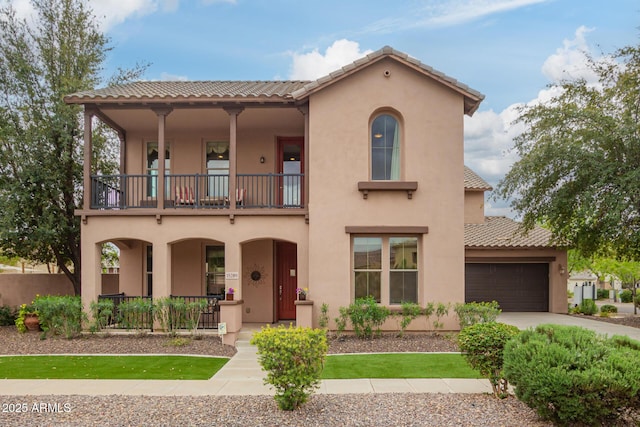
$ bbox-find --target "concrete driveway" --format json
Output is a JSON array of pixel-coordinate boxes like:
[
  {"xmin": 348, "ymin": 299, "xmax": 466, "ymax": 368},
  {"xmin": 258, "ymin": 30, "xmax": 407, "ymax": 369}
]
[{"xmin": 498, "ymin": 312, "xmax": 640, "ymax": 341}]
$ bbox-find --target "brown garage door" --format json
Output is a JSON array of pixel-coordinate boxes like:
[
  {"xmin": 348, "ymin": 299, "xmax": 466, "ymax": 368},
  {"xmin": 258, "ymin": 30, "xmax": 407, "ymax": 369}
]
[{"xmin": 465, "ymin": 263, "xmax": 549, "ymax": 312}]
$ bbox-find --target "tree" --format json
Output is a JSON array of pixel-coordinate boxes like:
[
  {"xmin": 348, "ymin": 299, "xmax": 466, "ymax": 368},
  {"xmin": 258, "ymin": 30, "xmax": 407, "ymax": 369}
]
[
  {"xmin": 495, "ymin": 43, "xmax": 640, "ymax": 259},
  {"xmin": 0, "ymin": 0, "xmax": 119, "ymax": 294}
]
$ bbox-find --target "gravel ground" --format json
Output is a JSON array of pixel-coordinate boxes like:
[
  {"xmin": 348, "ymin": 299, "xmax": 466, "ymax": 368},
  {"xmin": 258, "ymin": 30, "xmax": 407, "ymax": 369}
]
[
  {"xmin": 1, "ymin": 325, "xmax": 638, "ymax": 426},
  {"xmin": 0, "ymin": 394, "xmax": 553, "ymax": 427}
]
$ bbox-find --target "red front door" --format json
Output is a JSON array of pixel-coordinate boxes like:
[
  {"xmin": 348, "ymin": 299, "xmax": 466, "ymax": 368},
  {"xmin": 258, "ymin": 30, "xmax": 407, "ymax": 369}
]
[{"xmin": 276, "ymin": 241, "xmax": 297, "ymax": 320}]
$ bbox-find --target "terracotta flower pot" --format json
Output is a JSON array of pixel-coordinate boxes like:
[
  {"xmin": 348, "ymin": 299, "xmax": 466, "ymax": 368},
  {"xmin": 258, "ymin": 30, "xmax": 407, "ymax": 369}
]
[
  {"xmin": 226, "ymin": 293, "xmax": 234, "ymax": 301},
  {"xmin": 23, "ymin": 313, "xmax": 41, "ymax": 332}
]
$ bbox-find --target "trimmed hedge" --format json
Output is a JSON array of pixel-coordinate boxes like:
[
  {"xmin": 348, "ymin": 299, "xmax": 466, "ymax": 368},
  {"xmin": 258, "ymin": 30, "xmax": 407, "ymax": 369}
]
[
  {"xmin": 503, "ymin": 324, "xmax": 640, "ymax": 426},
  {"xmin": 457, "ymin": 322, "xmax": 520, "ymax": 398},
  {"xmin": 251, "ymin": 325, "xmax": 327, "ymax": 411}
]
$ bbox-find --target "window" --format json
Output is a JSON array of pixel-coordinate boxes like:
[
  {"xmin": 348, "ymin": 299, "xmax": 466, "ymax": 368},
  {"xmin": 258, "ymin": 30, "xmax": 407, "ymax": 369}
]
[
  {"xmin": 146, "ymin": 142, "xmax": 170, "ymax": 197},
  {"xmin": 389, "ymin": 237, "xmax": 418, "ymax": 304},
  {"xmin": 206, "ymin": 141, "xmax": 229, "ymax": 198},
  {"xmin": 353, "ymin": 237, "xmax": 382, "ymax": 302},
  {"xmin": 353, "ymin": 236, "xmax": 419, "ymax": 305},
  {"xmin": 371, "ymin": 114, "xmax": 400, "ymax": 180}
]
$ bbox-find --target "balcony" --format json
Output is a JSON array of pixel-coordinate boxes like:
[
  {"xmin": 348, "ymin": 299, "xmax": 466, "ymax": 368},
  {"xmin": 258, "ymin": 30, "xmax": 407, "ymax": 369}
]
[{"xmin": 90, "ymin": 173, "xmax": 305, "ymax": 210}]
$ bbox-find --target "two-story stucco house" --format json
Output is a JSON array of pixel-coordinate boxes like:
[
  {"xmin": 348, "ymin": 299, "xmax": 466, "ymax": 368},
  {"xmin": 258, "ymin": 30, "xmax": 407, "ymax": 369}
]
[{"xmin": 66, "ymin": 46, "xmax": 566, "ymax": 344}]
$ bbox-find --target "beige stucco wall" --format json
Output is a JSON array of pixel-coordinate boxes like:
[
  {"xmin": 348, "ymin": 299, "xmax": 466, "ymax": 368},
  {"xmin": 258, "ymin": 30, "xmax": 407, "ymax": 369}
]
[
  {"xmin": 241, "ymin": 239, "xmax": 274, "ymax": 323},
  {"xmin": 0, "ymin": 274, "xmax": 74, "ymax": 307},
  {"xmin": 465, "ymin": 248, "xmax": 568, "ymax": 313},
  {"xmin": 307, "ymin": 58, "xmax": 466, "ymax": 327},
  {"xmin": 464, "ymin": 191, "xmax": 486, "ymax": 224}
]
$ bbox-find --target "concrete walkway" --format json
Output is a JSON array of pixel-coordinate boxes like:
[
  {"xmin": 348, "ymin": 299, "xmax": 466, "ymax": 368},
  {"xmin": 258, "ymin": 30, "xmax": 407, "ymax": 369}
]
[{"xmin": 1, "ymin": 313, "xmax": 638, "ymax": 396}]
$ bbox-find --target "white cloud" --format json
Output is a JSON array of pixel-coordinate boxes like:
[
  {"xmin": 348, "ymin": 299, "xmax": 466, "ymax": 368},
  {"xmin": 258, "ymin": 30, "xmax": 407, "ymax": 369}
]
[
  {"xmin": 289, "ymin": 39, "xmax": 373, "ymax": 80},
  {"xmin": 541, "ymin": 26, "xmax": 599, "ymax": 84},
  {"xmin": 421, "ymin": 0, "xmax": 549, "ymax": 28},
  {"xmin": 159, "ymin": 72, "xmax": 188, "ymax": 81},
  {"xmin": 89, "ymin": 0, "xmax": 158, "ymax": 31}
]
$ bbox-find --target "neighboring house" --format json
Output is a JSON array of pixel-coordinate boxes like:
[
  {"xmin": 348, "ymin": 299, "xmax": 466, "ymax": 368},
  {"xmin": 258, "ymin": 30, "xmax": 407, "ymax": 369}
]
[{"xmin": 65, "ymin": 46, "xmax": 566, "ymax": 343}]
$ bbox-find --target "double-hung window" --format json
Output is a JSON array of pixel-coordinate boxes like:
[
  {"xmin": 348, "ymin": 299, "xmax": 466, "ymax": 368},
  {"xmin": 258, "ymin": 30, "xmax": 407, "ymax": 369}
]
[{"xmin": 353, "ymin": 236, "xmax": 419, "ymax": 305}]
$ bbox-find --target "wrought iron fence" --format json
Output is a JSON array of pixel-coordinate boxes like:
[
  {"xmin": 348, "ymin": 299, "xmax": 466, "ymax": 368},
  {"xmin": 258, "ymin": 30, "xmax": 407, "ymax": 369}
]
[{"xmin": 97, "ymin": 294, "xmax": 220, "ymax": 330}]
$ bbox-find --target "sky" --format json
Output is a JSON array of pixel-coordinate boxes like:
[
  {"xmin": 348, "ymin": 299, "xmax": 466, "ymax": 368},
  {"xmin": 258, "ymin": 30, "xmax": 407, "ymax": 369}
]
[{"xmin": 11, "ymin": 0, "xmax": 640, "ymax": 216}]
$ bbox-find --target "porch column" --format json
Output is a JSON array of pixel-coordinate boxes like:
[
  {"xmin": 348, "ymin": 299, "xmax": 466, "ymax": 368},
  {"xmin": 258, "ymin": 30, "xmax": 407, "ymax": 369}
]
[
  {"xmin": 220, "ymin": 239, "xmax": 243, "ymax": 345},
  {"xmin": 152, "ymin": 241, "xmax": 172, "ymax": 300},
  {"xmin": 298, "ymin": 104, "xmax": 310, "ymax": 208},
  {"xmin": 153, "ymin": 107, "xmax": 173, "ymax": 209},
  {"xmin": 81, "ymin": 241, "xmax": 102, "ymax": 326},
  {"xmin": 118, "ymin": 131, "xmax": 126, "ymax": 174},
  {"xmin": 82, "ymin": 107, "xmax": 94, "ymax": 210},
  {"xmin": 224, "ymin": 107, "xmax": 244, "ymax": 211}
]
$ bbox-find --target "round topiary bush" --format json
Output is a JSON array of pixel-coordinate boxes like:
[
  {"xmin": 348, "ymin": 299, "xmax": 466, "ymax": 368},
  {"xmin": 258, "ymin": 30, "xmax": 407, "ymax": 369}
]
[
  {"xmin": 503, "ymin": 324, "xmax": 640, "ymax": 426},
  {"xmin": 457, "ymin": 322, "xmax": 520, "ymax": 398},
  {"xmin": 599, "ymin": 304, "xmax": 618, "ymax": 314}
]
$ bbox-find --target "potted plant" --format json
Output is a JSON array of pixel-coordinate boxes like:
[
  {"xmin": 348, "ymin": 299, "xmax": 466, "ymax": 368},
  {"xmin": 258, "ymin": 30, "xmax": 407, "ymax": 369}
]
[
  {"xmin": 296, "ymin": 287, "xmax": 308, "ymax": 301},
  {"xmin": 226, "ymin": 287, "xmax": 235, "ymax": 301},
  {"xmin": 15, "ymin": 303, "xmax": 40, "ymax": 333}
]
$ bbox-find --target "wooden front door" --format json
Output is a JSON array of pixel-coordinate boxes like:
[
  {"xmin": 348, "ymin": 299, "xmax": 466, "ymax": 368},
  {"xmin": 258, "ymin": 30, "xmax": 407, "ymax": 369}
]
[{"xmin": 276, "ymin": 241, "xmax": 297, "ymax": 320}]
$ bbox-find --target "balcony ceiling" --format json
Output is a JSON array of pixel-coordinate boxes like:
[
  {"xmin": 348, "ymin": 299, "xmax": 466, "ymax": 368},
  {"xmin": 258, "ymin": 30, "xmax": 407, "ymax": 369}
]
[{"xmin": 96, "ymin": 105, "xmax": 304, "ymax": 134}]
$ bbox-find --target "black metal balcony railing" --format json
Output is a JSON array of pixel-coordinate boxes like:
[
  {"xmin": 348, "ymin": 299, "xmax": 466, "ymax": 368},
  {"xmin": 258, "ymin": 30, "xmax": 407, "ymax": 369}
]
[{"xmin": 90, "ymin": 173, "xmax": 305, "ymax": 210}]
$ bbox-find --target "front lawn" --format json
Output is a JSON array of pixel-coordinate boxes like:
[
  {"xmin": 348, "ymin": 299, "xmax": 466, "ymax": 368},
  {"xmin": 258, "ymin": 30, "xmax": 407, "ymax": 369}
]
[
  {"xmin": 322, "ymin": 353, "xmax": 482, "ymax": 379},
  {"xmin": 0, "ymin": 355, "xmax": 228, "ymax": 380}
]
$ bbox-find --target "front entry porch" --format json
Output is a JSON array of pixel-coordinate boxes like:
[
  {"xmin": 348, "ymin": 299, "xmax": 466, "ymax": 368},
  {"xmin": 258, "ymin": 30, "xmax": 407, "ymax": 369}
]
[{"xmin": 82, "ymin": 226, "xmax": 310, "ymax": 344}]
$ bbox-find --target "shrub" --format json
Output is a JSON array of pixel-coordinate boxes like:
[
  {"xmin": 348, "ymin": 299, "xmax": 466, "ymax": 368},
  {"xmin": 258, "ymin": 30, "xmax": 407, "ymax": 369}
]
[
  {"xmin": 458, "ymin": 322, "xmax": 520, "ymax": 398},
  {"xmin": 33, "ymin": 295, "xmax": 85, "ymax": 339},
  {"xmin": 117, "ymin": 297, "xmax": 153, "ymax": 332},
  {"xmin": 596, "ymin": 288, "xmax": 609, "ymax": 300},
  {"xmin": 251, "ymin": 325, "xmax": 327, "ymax": 411},
  {"xmin": 396, "ymin": 302, "xmax": 421, "ymax": 337},
  {"xmin": 454, "ymin": 301, "xmax": 501, "ymax": 329},
  {"xmin": 0, "ymin": 304, "xmax": 17, "ymax": 326},
  {"xmin": 347, "ymin": 296, "xmax": 391, "ymax": 339},
  {"xmin": 635, "ymin": 293, "xmax": 640, "ymax": 308},
  {"xmin": 184, "ymin": 299, "xmax": 208, "ymax": 334},
  {"xmin": 334, "ymin": 306, "xmax": 348, "ymax": 339},
  {"xmin": 318, "ymin": 303, "xmax": 329, "ymax": 330},
  {"xmin": 576, "ymin": 298, "xmax": 598, "ymax": 315},
  {"xmin": 599, "ymin": 304, "xmax": 618, "ymax": 314},
  {"xmin": 89, "ymin": 299, "xmax": 115, "ymax": 332},
  {"xmin": 620, "ymin": 289, "xmax": 633, "ymax": 303},
  {"xmin": 432, "ymin": 302, "xmax": 450, "ymax": 330},
  {"xmin": 503, "ymin": 324, "xmax": 640, "ymax": 426},
  {"xmin": 422, "ymin": 302, "xmax": 435, "ymax": 329},
  {"xmin": 155, "ymin": 297, "xmax": 186, "ymax": 333}
]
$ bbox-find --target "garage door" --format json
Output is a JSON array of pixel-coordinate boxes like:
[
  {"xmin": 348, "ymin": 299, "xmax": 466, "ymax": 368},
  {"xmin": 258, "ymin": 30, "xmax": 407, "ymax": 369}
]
[{"xmin": 465, "ymin": 263, "xmax": 549, "ymax": 312}]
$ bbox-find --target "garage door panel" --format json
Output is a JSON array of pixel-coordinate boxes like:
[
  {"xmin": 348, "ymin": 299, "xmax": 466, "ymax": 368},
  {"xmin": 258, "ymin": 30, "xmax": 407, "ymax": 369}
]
[{"xmin": 465, "ymin": 263, "xmax": 549, "ymax": 312}]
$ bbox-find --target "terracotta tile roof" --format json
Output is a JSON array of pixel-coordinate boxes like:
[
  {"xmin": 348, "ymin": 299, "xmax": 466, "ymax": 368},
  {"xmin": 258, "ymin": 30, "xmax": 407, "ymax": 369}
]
[
  {"xmin": 291, "ymin": 46, "xmax": 484, "ymax": 115},
  {"xmin": 464, "ymin": 216, "xmax": 554, "ymax": 248},
  {"xmin": 65, "ymin": 46, "xmax": 484, "ymax": 114},
  {"xmin": 464, "ymin": 166, "xmax": 492, "ymax": 191},
  {"xmin": 65, "ymin": 81, "xmax": 310, "ymax": 103}
]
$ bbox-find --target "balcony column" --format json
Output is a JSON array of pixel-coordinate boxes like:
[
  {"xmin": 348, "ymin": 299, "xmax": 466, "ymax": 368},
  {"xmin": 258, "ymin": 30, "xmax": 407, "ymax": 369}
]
[
  {"xmin": 224, "ymin": 107, "xmax": 244, "ymax": 212},
  {"xmin": 82, "ymin": 106, "xmax": 95, "ymax": 209},
  {"xmin": 152, "ymin": 107, "xmax": 173, "ymax": 209},
  {"xmin": 298, "ymin": 104, "xmax": 309, "ymax": 208}
]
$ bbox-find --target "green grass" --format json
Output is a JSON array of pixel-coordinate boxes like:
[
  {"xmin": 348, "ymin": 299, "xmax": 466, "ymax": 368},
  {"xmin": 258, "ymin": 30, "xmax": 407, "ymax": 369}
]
[
  {"xmin": 322, "ymin": 353, "xmax": 482, "ymax": 379},
  {"xmin": 0, "ymin": 355, "xmax": 229, "ymax": 380}
]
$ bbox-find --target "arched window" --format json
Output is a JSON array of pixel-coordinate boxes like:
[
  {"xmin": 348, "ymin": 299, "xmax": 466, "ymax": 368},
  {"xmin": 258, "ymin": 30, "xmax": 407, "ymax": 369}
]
[{"xmin": 371, "ymin": 114, "xmax": 400, "ymax": 180}]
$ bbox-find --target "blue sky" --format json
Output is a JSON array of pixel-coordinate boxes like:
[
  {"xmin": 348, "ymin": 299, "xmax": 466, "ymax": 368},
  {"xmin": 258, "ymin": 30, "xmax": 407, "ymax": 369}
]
[{"xmin": 13, "ymin": 0, "xmax": 639, "ymax": 215}]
